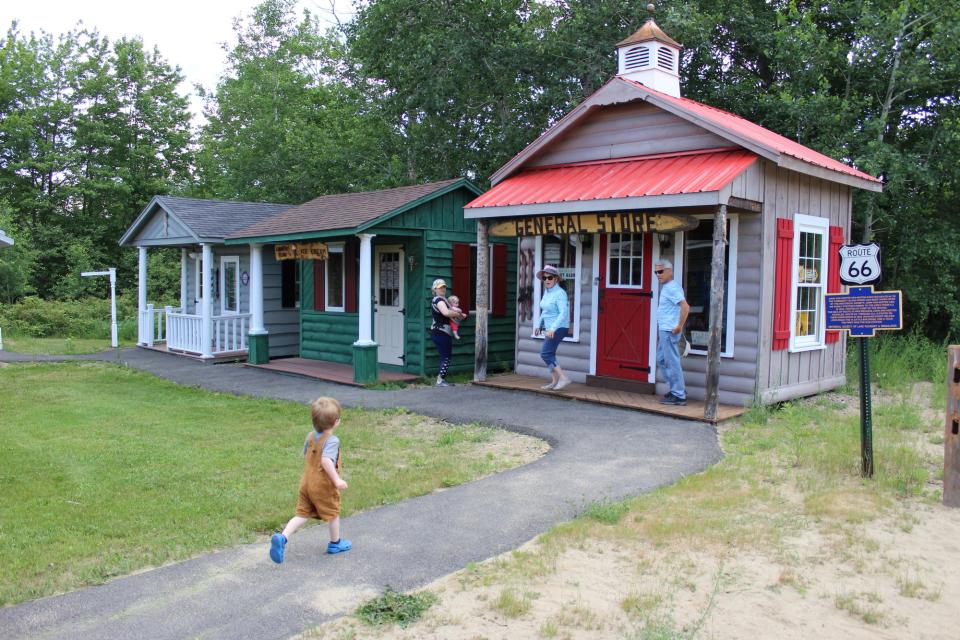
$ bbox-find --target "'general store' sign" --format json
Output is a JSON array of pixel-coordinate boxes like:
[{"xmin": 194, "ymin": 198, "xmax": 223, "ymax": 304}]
[
  {"xmin": 488, "ymin": 212, "xmax": 699, "ymax": 237},
  {"xmin": 274, "ymin": 242, "xmax": 329, "ymax": 261}
]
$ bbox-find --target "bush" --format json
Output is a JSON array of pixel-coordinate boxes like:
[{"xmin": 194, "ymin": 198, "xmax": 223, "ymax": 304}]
[{"xmin": 0, "ymin": 295, "xmax": 138, "ymax": 339}]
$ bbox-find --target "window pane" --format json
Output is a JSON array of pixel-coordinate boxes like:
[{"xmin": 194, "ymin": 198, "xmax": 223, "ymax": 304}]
[
  {"xmin": 379, "ymin": 252, "xmax": 400, "ymax": 307},
  {"xmin": 607, "ymin": 233, "xmax": 643, "ymax": 286},
  {"xmin": 224, "ymin": 261, "xmax": 238, "ymax": 312},
  {"xmin": 327, "ymin": 252, "xmax": 344, "ymax": 308},
  {"xmin": 682, "ymin": 220, "xmax": 730, "ymax": 351}
]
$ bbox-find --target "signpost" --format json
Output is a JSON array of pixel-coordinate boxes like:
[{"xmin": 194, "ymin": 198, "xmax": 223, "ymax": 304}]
[
  {"xmin": 81, "ymin": 268, "xmax": 118, "ymax": 349},
  {"xmin": 826, "ymin": 244, "xmax": 901, "ymax": 478}
]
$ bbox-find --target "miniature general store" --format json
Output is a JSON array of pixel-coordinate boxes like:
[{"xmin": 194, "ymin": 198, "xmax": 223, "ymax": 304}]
[{"xmin": 466, "ymin": 11, "xmax": 882, "ymax": 410}]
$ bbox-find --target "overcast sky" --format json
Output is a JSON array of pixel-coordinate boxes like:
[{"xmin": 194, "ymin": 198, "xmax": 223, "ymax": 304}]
[{"xmin": 1, "ymin": 0, "xmax": 352, "ymax": 124}]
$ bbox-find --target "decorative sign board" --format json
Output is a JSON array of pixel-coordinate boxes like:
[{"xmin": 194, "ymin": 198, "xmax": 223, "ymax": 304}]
[
  {"xmin": 274, "ymin": 242, "xmax": 329, "ymax": 261},
  {"xmin": 826, "ymin": 286, "xmax": 902, "ymax": 337},
  {"xmin": 488, "ymin": 212, "xmax": 699, "ymax": 237},
  {"xmin": 839, "ymin": 242, "xmax": 882, "ymax": 286}
]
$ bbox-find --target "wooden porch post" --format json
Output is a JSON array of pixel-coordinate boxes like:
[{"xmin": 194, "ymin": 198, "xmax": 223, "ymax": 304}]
[
  {"xmin": 704, "ymin": 204, "xmax": 728, "ymax": 421},
  {"xmin": 137, "ymin": 246, "xmax": 148, "ymax": 345},
  {"xmin": 200, "ymin": 243, "xmax": 213, "ymax": 359},
  {"xmin": 474, "ymin": 220, "xmax": 489, "ymax": 381}
]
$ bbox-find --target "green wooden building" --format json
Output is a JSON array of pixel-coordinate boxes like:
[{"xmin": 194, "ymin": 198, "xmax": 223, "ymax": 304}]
[{"xmin": 226, "ymin": 178, "xmax": 517, "ymax": 382}]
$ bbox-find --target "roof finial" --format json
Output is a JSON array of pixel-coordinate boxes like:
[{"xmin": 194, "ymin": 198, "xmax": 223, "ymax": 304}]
[{"xmin": 647, "ymin": 3, "xmax": 656, "ymax": 17}]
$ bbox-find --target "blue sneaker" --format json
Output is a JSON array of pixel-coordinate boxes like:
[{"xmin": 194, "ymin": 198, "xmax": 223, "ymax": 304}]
[
  {"xmin": 327, "ymin": 539, "xmax": 352, "ymax": 554},
  {"xmin": 270, "ymin": 533, "xmax": 287, "ymax": 564}
]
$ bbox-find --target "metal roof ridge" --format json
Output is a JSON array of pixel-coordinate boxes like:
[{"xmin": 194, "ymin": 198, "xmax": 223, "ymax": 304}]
[{"xmin": 524, "ymin": 147, "xmax": 750, "ymax": 172}]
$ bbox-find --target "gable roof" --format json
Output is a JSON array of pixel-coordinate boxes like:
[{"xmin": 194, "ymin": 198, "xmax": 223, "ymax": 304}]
[
  {"xmin": 490, "ymin": 77, "xmax": 881, "ymax": 193},
  {"xmin": 466, "ymin": 148, "xmax": 757, "ymax": 213},
  {"xmin": 119, "ymin": 196, "xmax": 292, "ymax": 246},
  {"xmin": 227, "ymin": 178, "xmax": 480, "ymax": 242}
]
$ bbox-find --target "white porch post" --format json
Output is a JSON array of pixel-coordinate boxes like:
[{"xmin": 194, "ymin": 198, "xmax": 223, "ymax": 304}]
[
  {"xmin": 200, "ymin": 243, "xmax": 213, "ymax": 358},
  {"xmin": 249, "ymin": 243, "xmax": 265, "ymax": 334},
  {"xmin": 180, "ymin": 248, "xmax": 189, "ymax": 312},
  {"xmin": 355, "ymin": 234, "xmax": 376, "ymax": 346},
  {"xmin": 137, "ymin": 246, "xmax": 148, "ymax": 345}
]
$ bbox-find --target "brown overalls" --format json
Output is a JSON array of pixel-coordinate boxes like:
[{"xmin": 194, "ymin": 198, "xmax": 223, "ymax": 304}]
[{"xmin": 295, "ymin": 431, "xmax": 341, "ymax": 521}]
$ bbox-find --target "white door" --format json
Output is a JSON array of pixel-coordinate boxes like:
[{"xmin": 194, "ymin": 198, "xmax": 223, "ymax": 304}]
[{"xmin": 374, "ymin": 246, "xmax": 404, "ymax": 365}]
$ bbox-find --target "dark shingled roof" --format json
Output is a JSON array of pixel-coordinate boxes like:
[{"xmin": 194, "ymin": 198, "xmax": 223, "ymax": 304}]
[
  {"xmin": 155, "ymin": 196, "xmax": 293, "ymax": 239},
  {"xmin": 229, "ymin": 179, "xmax": 465, "ymax": 240}
]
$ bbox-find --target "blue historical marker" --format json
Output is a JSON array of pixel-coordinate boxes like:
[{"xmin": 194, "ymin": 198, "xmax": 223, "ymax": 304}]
[{"xmin": 826, "ymin": 286, "xmax": 903, "ymax": 337}]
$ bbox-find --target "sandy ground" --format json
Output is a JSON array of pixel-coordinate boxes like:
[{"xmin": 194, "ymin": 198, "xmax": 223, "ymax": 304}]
[{"xmin": 303, "ymin": 384, "xmax": 960, "ymax": 640}]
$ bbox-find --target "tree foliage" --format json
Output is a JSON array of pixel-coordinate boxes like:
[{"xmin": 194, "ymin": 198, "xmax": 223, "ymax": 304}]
[{"xmin": 0, "ymin": 24, "xmax": 193, "ymax": 298}]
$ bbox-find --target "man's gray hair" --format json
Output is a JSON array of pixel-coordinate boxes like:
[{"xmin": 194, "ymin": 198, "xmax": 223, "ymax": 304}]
[{"xmin": 655, "ymin": 259, "xmax": 673, "ymax": 269}]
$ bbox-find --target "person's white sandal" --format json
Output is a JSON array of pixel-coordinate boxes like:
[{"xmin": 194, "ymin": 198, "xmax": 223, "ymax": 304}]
[
  {"xmin": 540, "ymin": 381, "xmax": 557, "ymax": 390},
  {"xmin": 553, "ymin": 377, "xmax": 572, "ymax": 391}
]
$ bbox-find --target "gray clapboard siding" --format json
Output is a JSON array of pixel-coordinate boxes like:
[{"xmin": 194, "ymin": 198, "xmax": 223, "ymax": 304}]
[
  {"xmin": 668, "ymin": 214, "xmax": 762, "ymax": 407},
  {"xmin": 515, "ymin": 244, "xmax": 595, "ymax": 382},
  {"xmin": 133, "ymin": 212, "xmax": 193, "ymax": 246},
  {"xmin": 528, "ymin": 102, "xmax": 734, "ymax": 168},
  {"xmin": 756, "ymin": 161, "xmax": 852, "ymax": 403}
]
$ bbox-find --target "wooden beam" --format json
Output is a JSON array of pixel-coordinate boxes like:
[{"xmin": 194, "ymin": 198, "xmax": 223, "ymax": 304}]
[
  {"xmin": 474, "ymin": 219, "xmax": 490, "ymax": 381},
  {"xmin": 726, "ymin": 197, "xmax": 762, "ymax": 213},
  {"xmin": 704, "ymin": 204, "xmax": 727, "ymax": 421}
]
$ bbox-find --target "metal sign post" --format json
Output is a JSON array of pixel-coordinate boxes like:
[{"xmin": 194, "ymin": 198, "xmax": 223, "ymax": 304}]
[
  {"xmin": 827, "ymin": 242, "xmax": 899, "ymax": 479},
  {"xmin": 81, "ymin": 268, "xmax": 118, "ymax": 348}
]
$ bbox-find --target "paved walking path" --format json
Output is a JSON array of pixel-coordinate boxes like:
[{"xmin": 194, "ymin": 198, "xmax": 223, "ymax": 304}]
[{"xmin": 0, "ymin": 349, "xmax": 722, "ymax": 640}]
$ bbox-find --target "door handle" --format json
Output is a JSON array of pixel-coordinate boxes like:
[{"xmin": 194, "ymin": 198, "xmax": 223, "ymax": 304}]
[{"xmin": 399, "ymin": 308, "xmax": 405, "ymax": 315}]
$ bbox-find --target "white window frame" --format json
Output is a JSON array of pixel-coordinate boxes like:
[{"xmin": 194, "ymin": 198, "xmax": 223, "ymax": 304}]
[
  {"xmin": 604, "ymin": 232, "xmax": 648, "ymax": 290},
  {"xmin": 673, "ymin": 214, "xmax": 739, "ymax": 358},
  {"xmin": 325, "ymin": 243, "xmax": 346, "ymax": 313},
  {"xmin": 790, "ymin": 213, "xmax": 829, "ymax": 352},
  {"xmin": 219, "ymin": 255, "xmax": 240, "ymax": 315},
  {"xmin": 531, "ymin": 234, "xmax": 583, "ymax": 342}
]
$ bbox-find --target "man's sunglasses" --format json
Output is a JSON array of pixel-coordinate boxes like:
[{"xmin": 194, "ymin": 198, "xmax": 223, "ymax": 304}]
[{"xmin": 654, "ymin": 269, "xmax": 665, "ymax": 275}]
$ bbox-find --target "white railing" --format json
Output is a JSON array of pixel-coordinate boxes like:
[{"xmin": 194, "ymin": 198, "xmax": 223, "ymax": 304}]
[
  {"xmin": 139, "ymin": 304, "xmax": 180, "ymax": 346},
  {"xmin": 212, "ymin": 314, "xmax": 250, "ymax": 354},
  {"xmin": 166, "ymin": 312, "xmax": 203, "ymax": 353},
  {"xmin": 164, "ymin": 312, "xmax": 250, "ymax": 356}
]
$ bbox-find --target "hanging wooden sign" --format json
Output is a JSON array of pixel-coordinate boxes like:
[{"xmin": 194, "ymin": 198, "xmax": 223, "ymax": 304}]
[
  {"xmin": 274, "ymin": 242, "xmax": 329, "ymax": 261},
  {"xmin": 488, "ymin": 212, "xmax": 699, "ymax": 237}
]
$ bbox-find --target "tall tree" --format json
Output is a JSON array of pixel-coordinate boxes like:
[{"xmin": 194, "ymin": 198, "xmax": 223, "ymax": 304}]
[{"xmin": 197, "ymin": 0, "xmax": 405, "ymax": 204}]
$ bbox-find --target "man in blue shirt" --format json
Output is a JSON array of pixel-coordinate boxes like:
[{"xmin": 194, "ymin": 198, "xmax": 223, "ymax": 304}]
[{"xmin": 655, "ymin": 259, "xmax": 690, "ymax": 405}]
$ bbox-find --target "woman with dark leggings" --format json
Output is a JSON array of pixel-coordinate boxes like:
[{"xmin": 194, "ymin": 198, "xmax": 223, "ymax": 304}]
[{"xmin": 429, "ymin": 279, "xmax": 465, "ymax": 387}]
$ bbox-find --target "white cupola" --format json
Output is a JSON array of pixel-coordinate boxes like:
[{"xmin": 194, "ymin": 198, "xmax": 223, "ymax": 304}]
[{"xmin": 616, "ymin": 4, "xmax": 682, "ymax": 97}]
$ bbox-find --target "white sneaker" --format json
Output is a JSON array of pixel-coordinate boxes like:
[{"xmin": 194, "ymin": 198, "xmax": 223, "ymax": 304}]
[
  {"xmin": 553, "ymin": 377, "xmax": 572, "ymax": 391},
  {"xmin": 540, "ymin": 381, "xmax": 557, "ymax": 390}
]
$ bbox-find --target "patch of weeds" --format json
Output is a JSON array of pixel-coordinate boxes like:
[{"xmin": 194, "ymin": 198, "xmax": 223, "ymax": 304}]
[
  {"xmin": 625, "ymin": 614, "xmax": 685, "ymax": 640},
  {"xmin": 492, "ymin": 588, "xmax": 535, "ymax": 618},
  {"xmin": 874, "ymin": 401, "xmax": 924, "ymax": 432},
  {"xmin": 538, "ymin": 619, "xmax": 560, "ymax": 638},
  {"xmin": 929, "ymin": 433, "xmax": 945, "ymax": 445},
  {"xmin": 581, "ymin": 498, "xmax": 630, "ymax": 524},
  {"xmin": 621, "ymin": 591, "xmax": 663, "ymax": 619},
  {"xmin": 834, "ymin": 589, "xmax": 885, "ymax": 625},
  {"xmin": 555, "ymin": 604, "xmax": 602, "ymax": 630},
  {"xmin": 897, "ymin": 570, "xmax": 941, "ymax": 601},
  {"xmin": 355, "ymin": 586, "xmax": 439, "ymax": 628},
  {"xmin": 773, "ymin": 566, "xmax": 807, "ymax": 594}
]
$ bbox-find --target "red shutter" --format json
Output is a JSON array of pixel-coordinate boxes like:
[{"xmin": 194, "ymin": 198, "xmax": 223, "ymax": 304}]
[
  {"xmin": 492, "ymin": 243, "xmax": 507, "ymax": 316},
  {"xmin": 452, "ymin": 243, "xmax": 472, "ymax": 311},
  {"xmin": 772, "ymin": 218, "xmax": 794, "ymax": 350},
  {"xmin": 825, "ymin": 225, "xmax": 845, "ymax": 344},
  {"xmin": 344, "ymin": 239, "xmax": 358, "ymax": 313},
  {"xmin": 313, "ymin": 260, "xmax": 325, "ymax": 312}
]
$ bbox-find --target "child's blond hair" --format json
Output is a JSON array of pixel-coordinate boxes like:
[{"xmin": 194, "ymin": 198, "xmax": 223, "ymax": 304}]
[
  {"xmin": 311, "ymin": 396, "xmax": 342, "ymax": 432},
  {"xmin": 448, "ymin": 295, "xmax": 460, "ymax": 305}
]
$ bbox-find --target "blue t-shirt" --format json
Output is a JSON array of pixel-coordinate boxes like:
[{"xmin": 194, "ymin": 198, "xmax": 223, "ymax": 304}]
[
  {"xmin": 303, "ymin": 431, "xmax": 340, "ymax": 464},
  {"xmin": 657, "ymin": 280, "xmax": 686, "ymax": 331},
  {"xmin": 539, "ymin": 285, "xmax": 570, "ymax": 332}
]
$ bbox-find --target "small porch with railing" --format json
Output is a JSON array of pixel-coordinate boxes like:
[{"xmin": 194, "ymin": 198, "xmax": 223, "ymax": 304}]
[{"xmin": 139, "ymin": 303, "xmax": 251, "ymax": 359}]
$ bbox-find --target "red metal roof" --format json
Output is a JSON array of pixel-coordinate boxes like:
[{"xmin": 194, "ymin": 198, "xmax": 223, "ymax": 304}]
[
  {"xmin": 625, "ymin": 80, "xmax": 881, "ymax": 184},
  {"xmin": 466, "ymin": 148, "xmax": 757, "ymax": 209}
]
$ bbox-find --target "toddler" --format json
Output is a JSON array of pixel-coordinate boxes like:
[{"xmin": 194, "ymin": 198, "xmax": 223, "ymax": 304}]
[{"xmin": 447, "ymin": 295, "xmax": 467, "ymax": 339}]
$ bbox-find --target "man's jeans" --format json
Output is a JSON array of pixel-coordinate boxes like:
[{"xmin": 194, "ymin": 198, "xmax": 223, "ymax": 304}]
[{"xmin": 656, "ymin": 329, "xmax": 686, "ymax": 399}]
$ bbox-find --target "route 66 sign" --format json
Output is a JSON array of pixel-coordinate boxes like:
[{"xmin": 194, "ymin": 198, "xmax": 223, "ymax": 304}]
[{"xmin": 839, "ymin": 243, "xmax": 881, "ymax": 286}]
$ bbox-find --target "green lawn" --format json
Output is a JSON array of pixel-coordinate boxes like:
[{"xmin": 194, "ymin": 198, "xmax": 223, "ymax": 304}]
[
  {"xmin": 0, "ymin": 362, "xmax": 533, "ymax": 605},
  {"xmin": 1, "ymin": 336, "xmax": 135, "ymax": 355}
]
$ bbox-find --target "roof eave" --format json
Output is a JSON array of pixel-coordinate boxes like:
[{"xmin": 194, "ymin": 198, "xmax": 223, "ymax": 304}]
[
  {"xmin": 118, "ymin": 197, "xmax": 201, "ymax": 247},
  {"xmin": 464, "ymin": 191, "xmax": 723, "ymax": 219}
]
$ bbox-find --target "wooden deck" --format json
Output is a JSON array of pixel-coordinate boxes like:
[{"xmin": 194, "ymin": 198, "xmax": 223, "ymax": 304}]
[
  {"xmin": 139, "ymin": 343, "xmax": 247, "ymax": 364},
  {"xmin": 246, "ymin": 357, "xmax": 420, "ymax": 386},
  {"xmin": 474, "ymin": 373, "xmax": 748, "ymax": 423}
]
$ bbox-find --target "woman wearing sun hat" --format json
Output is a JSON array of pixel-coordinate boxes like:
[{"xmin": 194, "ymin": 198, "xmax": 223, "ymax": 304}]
[
  {"xmin": 535, "ymin": 265, "xmax": 572, "ymax": 391},
  {"xmin": 429, "ymin": 278, "xmax": 466, "ymax": 387}
]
